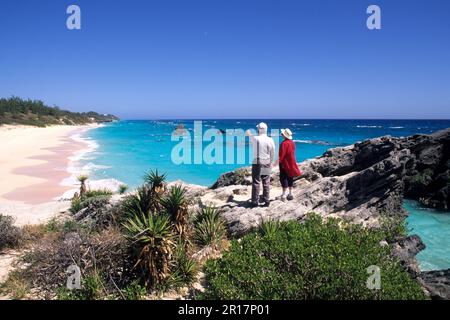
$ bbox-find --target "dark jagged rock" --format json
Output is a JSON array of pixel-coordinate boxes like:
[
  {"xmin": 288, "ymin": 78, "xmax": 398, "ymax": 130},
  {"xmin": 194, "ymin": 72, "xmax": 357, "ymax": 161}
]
[
  {"xmin": 211, "ymin": 167, "xmax": 252, "ymax": 189},
  {"xmin": 419, "ymin": 269, "xmax": 450, "ymax": 300},
  {"xmin": 391, "ymin": 235, "xmax": 426, "ymax": 277}
]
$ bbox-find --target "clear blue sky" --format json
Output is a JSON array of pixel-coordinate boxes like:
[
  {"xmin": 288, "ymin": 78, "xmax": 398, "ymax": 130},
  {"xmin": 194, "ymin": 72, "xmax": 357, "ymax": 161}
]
[{"xmin": 1, "ymin": 0, "xmax": 449, "ymax": 119}]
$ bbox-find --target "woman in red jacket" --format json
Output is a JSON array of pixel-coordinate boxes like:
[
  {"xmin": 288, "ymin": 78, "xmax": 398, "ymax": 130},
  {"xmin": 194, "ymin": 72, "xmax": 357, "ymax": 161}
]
[{"xmin": 276, "ymin": 128, "xmax": 301, "ymax": 201}]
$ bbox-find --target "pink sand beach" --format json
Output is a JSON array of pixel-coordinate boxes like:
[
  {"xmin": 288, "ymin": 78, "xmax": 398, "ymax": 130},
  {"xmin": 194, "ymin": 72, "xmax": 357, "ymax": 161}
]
[{"xmin": 0, "ymin": 125, "xmax": 96, "ymax": 225}]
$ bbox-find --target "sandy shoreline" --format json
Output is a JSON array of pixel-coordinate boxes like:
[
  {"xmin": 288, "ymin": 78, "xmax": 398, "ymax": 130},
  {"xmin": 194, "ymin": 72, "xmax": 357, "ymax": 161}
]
[{"xmin": 0, "ymin": 124, "xmax": 98, "ymax": 225}]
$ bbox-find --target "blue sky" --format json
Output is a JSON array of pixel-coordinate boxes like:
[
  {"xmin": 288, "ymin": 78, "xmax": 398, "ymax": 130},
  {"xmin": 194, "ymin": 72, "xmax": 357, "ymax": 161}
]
[{"xmin": 0, "ymin": 0, "xmax": 449, "ymax": 119}]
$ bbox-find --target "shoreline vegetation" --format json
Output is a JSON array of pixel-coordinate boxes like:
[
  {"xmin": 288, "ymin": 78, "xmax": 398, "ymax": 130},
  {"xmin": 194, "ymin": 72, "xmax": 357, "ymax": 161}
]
[
  {"xmin": 0, "ymin": 97, "xmax": 118, "ymax": 127},
  {"xmin": 0, "ymin": 172, "xmax": 427, "ymax": 300}
]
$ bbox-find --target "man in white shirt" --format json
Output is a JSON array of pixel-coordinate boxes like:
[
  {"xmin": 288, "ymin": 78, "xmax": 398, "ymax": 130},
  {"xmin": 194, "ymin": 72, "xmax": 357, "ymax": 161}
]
[{"xmin": 246, "ymin": 122, "xmax": 275, "ymax": 207}]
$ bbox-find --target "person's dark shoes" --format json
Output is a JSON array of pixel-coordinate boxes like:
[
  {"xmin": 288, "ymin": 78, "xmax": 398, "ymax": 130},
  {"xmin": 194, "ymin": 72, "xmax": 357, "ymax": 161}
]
[
  {"xmin": 287, "ymin": 194, "xmax": 294, "ymax": 201},
  {"xmin": 258, "ymin": 195, "xmax": 265, "ymax": 204},
  {"xmin": 275, "ymin": 195, "xmax": 286, "ymax": 202},
  {"xmin": 249, "ymin": 202, "xmax": 259, "ymax": 208},
  {"xmin": 262, "ymin": 202, "xmax": 270, "ymax": 207}
]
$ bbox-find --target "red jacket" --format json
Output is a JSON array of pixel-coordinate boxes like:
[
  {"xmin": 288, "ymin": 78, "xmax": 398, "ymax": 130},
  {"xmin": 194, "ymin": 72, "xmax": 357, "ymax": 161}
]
[{"xmin": 279, "ymin": 139, "xmax": 301, "ymax": 178}]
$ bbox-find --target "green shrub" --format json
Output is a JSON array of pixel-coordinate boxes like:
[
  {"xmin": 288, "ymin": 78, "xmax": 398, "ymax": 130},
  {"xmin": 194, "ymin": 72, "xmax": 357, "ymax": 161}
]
[
  {"xmin": 121, "ymin": 185, "xmax": 161, "ymax": 220},
  {"xmin": 57, "ymin": 272, "xmax": 107, "ymax": 300},
  {"xmin": 0, "ymin": 214, "xmax": 22, "ymax": 250},
  {"xmin": 70, "ymin": 197, "xmax": 83, "ymax": 214},
  {"xmin": 161, "ymin": 185, "xmax": 190, "ymax": 238},
  {"xmin": 70, "ymin": 193, "xmax": 112, "ymax": 214},
  {"xmin": 119, "ymin": 184, "xmax": 128, "ymax": 194},
  {"xmin": 259, "ymin": 219, "xmax": 280, "ymax": 238},
  {"xmin": 168, "ymin": 243, "xmax": 198, "ymax": 289},
  {"xmin": 84, "ymin": 189, "xmax": 113, "ymax": 198},
  {"xmin": 123, "ymin": 212, "xmax": 175, "ymax": 287},
  {"xmin": 193, "ymin": 206, "xmax": 226, "ymax": 248},
  {"xmin": 144, "ymin": 169, "xmax": 167, "ymax": 191},
  {"xmin": 378, "ymin": 213, "xmax": 407, "ymax": 243},
  {"xmin": 122, "ymin": 280, "xmax": 147, "ymax": 300},
  {"xmin": 202, "ymin": 214, "xmax": 426, "ymax": 300}
]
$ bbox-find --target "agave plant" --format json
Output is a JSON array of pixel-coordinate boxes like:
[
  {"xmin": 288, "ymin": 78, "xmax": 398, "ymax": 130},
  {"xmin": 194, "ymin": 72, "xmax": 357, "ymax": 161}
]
[
  {"xmin": 193, "ymin": 205, "xmax": 226, "ymax": 249},
  {"xmin": 121, "ymin": 184, "xmax": 161, "ymax": 220},
  {"xmin": 118, "ymin": 184, "xmax": 128, "ymax": 195},
  {"xmin": 144, "ymin": 170, "xmax": 167, "ymax": 194},
  {"xmin": 259, "ymin": 219, "xmax": 280, "ymax": 238},
  {"xmin": 77, "ymin": 175, "xmax": 89, "ymax": 199},
  {"xmin": 124, "ymin": 212, "xmax": 175, "ymax": 287},
  {"xmin": 168, "ymin": 242, "xmax": 198, "ymax": 289},
  {"xmin": 161, "ymin": 185, "xmax": 190, "ymax": 238}
]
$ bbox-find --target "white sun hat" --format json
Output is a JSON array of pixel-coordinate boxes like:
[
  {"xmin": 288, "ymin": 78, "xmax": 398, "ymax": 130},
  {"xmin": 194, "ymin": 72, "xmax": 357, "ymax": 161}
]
[{"xmin": 281, "ymin": 128, "xmax": 293, "ymax": 140}]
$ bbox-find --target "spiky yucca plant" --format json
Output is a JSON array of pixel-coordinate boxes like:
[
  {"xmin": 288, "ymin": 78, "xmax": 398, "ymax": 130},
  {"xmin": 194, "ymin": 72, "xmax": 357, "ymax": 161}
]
[
  {"xmin": 124, "ymin": 212, "xmax": 175, "ymax": 287},
  {"xmin": 193, "ymin": 206, "xmax": 226, "ymax": 249},
  {"xmin": 121, "ymin": 185, "xmax": 161, "ymax": 221},
  {"xmin": 144, "ymin": 170, "xmax": 167, "ymax": 194},
  {"xmin": 77, "ymin": 175, "xmax": 89, "ymax": 199},
  {"xmin": 167, "ymin": 241, "xmax": 198, "ymax": 289},
  {"xmin": 161, "ymin": 185, "xmax": 190, "ymax": 238},
  {"xmin": 259, "ymin": 219, "xmax": 280, "ymax": 238}
]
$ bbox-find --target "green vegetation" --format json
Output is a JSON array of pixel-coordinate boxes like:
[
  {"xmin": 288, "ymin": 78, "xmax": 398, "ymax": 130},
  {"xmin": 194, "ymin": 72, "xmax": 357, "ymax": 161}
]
[
  {"xmin": 119, "ymin": 184, "xmax": 128, "ymax": 194},
  {"xmin": 124, "ymin": 212, "xmax": 175, "ymax": 287},
  {"xmin": 69, "ymin": 175, "xmax": 113, "ymax": 214},
  {"xmin": 2, "ymin": 168, "xmax": 428, "ymax": 301},
  {"xmin": 193, "ymin": 206, "xmax": 227, "ymax": 248},
  {"xmin": 169, "ymin": 243, "xmax": 198, "ymax": 289},
  {"xmin": 144, "ymin": 170, "xmax": 167, "ymax": 191},
  {"xmin": 161, "ymin": 185, "xmax": 190, "ymax": 238},
  {"xmin": 379, "ymin": 212, "xmax": 407, "ymax": 243},
  {"xmin": 0, "ymin": 214, "xmax": 22, "ymax": 251},
  {"xmin": 0, "ymin": 270, "xmax": 29, "ymax": 300},
  {"xmin": 0, "ymin": 97, "xmax": 118, "ymax": 127},
  {"xmin": 202, "ymin": 214, "xmax": 427, "ymax": 300}
]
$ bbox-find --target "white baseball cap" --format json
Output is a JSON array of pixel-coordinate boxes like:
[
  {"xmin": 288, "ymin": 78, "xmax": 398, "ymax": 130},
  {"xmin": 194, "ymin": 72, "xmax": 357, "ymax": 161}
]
[{"xmin": 256, "ymin": 122, "xmax": 268, "ymax": 130}]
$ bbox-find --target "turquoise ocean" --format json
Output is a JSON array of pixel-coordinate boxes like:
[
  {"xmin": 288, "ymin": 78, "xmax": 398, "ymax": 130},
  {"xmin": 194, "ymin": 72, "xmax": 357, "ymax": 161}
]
[{"xmin": 76, "ymin": 119, "xmax": 450, "ymax": 271}]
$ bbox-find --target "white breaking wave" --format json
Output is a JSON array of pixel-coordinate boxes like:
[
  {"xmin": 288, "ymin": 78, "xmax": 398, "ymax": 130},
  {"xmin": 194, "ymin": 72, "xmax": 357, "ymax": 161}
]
[
  {"xmin": 389, "ymin": 126, "xmax": 404, "ymax": 129},
  {"xmin": 291, "ymin": 123, "xmax": 310, "ymax": 127},
  {"xmin": 293, "ymin": 139, "xmax": 336, "ymax": 146},
  {"xmin": 356, "ymin": 125, "xmax": 382, "ymax": 128}
]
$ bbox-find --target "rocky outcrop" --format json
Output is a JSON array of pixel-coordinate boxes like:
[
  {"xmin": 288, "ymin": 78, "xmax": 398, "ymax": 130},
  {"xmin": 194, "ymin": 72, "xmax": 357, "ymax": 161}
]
[
  {"xmin": 391, "ymin": 235, "xmax": 426, "ymax": 277},
  {"xmin": 180, "ymin": 128, "xmax": 450, "ymax": 299},
  {"xmin": 205, "ymin": 128, "xmax": 450, "ymax": 237},
  {"xmin": 419, "ymin": 269, "xmax": 450, "ymax": 300}
]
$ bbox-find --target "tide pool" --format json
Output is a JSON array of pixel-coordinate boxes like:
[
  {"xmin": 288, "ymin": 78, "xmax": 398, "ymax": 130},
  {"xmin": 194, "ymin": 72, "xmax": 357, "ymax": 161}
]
[{"xmin": 405, "ymin": 200, "xmax": 450, "ymax": 271}]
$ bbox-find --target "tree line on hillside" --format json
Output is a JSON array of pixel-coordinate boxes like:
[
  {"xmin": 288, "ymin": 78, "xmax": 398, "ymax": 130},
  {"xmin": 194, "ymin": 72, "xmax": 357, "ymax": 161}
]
[{"xmin": 0, "ymin": 97, "xmax": 118, "ymax": 127}]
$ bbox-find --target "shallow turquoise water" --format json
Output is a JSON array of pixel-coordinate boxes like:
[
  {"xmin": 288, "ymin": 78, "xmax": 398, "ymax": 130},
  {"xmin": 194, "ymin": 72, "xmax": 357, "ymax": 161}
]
[
  {"xmin": 405, "ymin": 200, "xmax": 450, "ymax": 271},
  {"xmin": 82, "ymin": 119, "xmax": 450, "ymax": 187}
]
